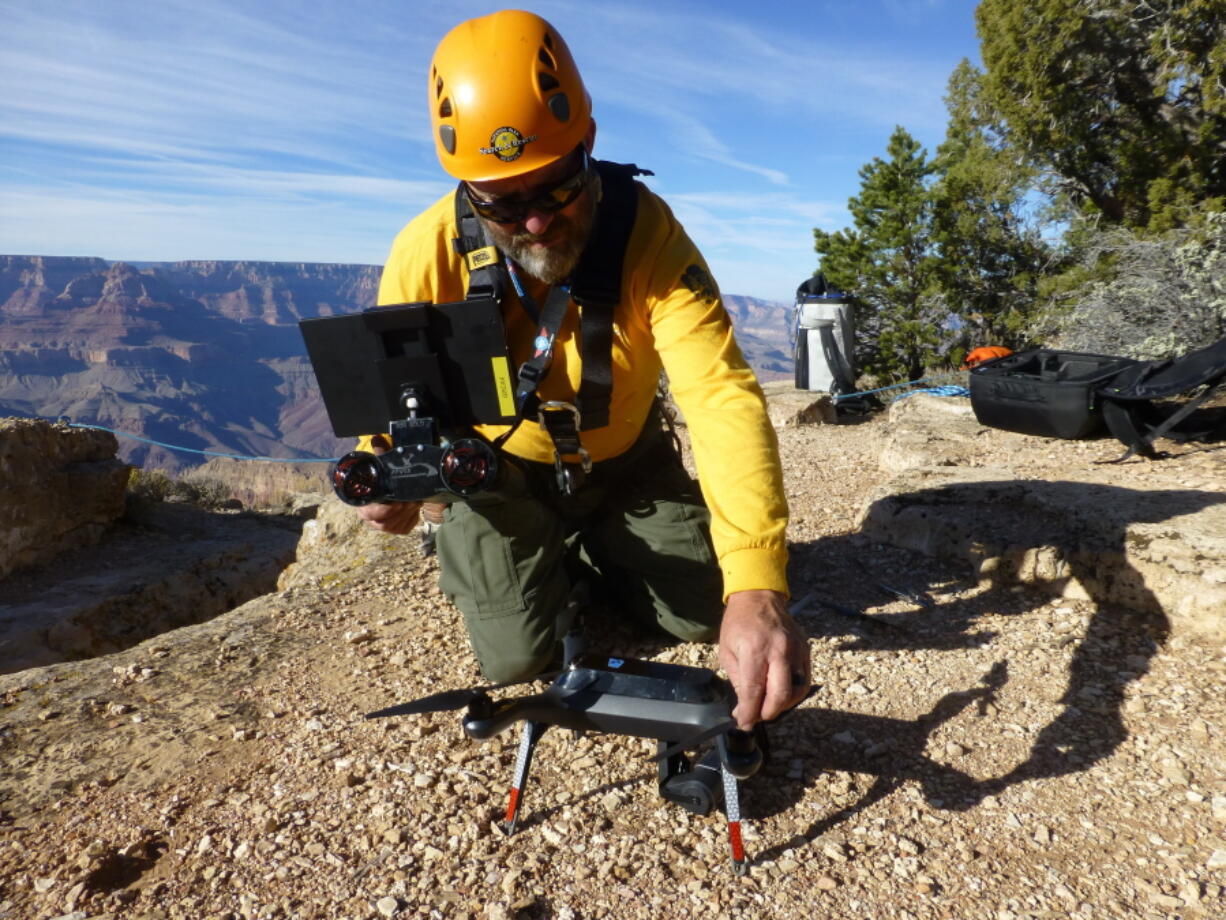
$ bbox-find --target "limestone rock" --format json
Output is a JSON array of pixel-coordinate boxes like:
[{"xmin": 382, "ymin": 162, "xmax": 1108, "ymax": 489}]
[
  {"xmin": 761, "ymin": 380, "xmax": 838, "ymax": 428},
  {"xmin": 277, "ymin": 495, "xmax": 408, "ymax": 591},
  {"xmin": 857, "ymin": 466, "xmax": 1226, "ymax": 641},
  {"xmin": 0, "ymin": 417, "xmax": 129, "ymax": 579},
  {"xmin": 877, "ymin": 393, "xmax": 990, "ymax": 473}
]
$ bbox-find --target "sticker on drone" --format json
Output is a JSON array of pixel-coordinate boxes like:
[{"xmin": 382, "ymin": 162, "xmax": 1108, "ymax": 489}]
[
  {"xmin": 681, "ymin": 263, "xmax": 720, "ymax": 305},
  {"xmin": 607, "ymin": 658, "xmax": 625, "ymax": 669},
  {"xmin": 480, "ymin": 126, "xmax": 538, "ymax": 162}
]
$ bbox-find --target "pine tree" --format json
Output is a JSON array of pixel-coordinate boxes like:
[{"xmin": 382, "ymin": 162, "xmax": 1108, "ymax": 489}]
[
  {"xmin": 930, "ymin": 60, "xmax": 1052, "ymax": 359},
  {"xmin": 976, "ymin": 0, "xmax": 1226, "ymax": 231},
  {"xmin": 813, "ymin": 127, "xmax": 942, "ymax": 382}
]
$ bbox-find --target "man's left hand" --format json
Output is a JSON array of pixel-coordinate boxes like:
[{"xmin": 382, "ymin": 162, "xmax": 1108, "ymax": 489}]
[{"xmin": 718, "ymin": 589, "xmax": 810, "ymax": 729}]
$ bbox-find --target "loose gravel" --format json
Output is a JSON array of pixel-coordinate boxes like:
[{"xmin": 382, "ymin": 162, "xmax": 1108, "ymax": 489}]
[{"xmin": 1, "ymin": 411, "xmax": 1223, "ymax": 920}]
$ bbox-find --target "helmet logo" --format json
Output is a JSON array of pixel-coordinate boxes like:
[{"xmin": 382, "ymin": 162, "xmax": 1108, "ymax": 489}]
[{"xmin": 481, "ymin": 126, "xmax": 538, "ymax": 162}]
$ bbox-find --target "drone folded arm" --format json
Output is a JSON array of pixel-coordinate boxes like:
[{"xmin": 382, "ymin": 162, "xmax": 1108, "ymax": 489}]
[
  {"xmin": 462, "ymin": 693, "xmax": 602, "ymax": 740},
  {"xmin": 462, "ymin": 689, "xmax": 728, "ymax": 744}
]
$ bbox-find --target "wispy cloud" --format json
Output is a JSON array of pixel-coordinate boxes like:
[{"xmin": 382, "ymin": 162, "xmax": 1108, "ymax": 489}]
[
  {"xmin": 570, "ymin": 3, "xmax": 955, "ymax": 132},
  {"xmin": 666, "ymin": 189, "xmax": 845, "ymax": 228},
  {"xmin": 0, "ymin": 0, "xmax": 980, "ymax": 302},
  {"xmin": 605, "ymin": 98, "xmax": 792, "ymax": 186},
  {"xmin": 34, "ymin": 156, "xmax": 451, "ymax": 202},
  {"xmin": 0, "ymin": 3, "xmax": 431, "ymax": 171},
  {"xmin": 0, "ymin": 185, "xmax": 408, "ymax": 265}
]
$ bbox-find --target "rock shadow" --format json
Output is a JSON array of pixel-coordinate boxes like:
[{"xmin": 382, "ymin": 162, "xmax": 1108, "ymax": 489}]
[
  {"xmin": 0, "ymin": 502, "xmax": 307, "ymax": 674},
  {"xmin": 748, "ymin": 660, "xmax": 1008, "ymax": 864},
  {"xmin": 764, "ymin": 481, "xmax": 1224, "ymax": 861}
]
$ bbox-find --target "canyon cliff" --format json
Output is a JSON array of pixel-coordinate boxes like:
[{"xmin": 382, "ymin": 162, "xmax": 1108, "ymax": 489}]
[{"xmin": 0, "ymin": 256, "xmax": 791, "ymax": 473}]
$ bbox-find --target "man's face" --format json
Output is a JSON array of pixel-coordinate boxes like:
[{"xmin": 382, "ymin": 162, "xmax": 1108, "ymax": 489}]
[{"xmin": 466, "ymin": 149, "xmax": 598, "ymax": 285}]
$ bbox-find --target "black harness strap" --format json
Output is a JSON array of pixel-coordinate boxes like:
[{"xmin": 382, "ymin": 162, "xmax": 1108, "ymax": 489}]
[
  {"xmin": 818, "ymin": 322, "xmax": 856, "ymax": 398},
  {"xmin": 512, "ymin": 285, "xmax": 572, "ymax": 422},
  {"xmin": 452, "ymin": 192, "xmax": 506, "ymax": 305},
  {"xmin": 451, "ymin": 159, "xmax": 650, "ymax": 433},
  {"xmin": 451, "ymin": 160, "xmax": 652, "ymax": 493},
  {"xmin": 569, "ymin": 161, "xmax": 650, "ymax": 429}
]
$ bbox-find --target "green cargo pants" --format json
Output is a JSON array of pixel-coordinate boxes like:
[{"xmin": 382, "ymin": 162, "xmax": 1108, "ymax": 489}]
[{"xmin": 435, "ymin": 428, "xmax": 723, "ymax": 683}]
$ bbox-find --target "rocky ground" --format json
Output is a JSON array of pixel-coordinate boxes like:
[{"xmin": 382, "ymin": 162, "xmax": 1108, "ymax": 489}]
[{"xmin": 1, "ymin": 397, "xmax": 1224, "ymax": 920}]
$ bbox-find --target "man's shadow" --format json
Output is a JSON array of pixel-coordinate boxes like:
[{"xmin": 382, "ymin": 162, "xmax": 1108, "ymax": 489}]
[
  {"xmin": 749, "ymin": 660, "xmax": 1008, "ymax": 864},
  {"xmin": 754, "ymin": 480, "xmax": 1223, "ymax": 862}
]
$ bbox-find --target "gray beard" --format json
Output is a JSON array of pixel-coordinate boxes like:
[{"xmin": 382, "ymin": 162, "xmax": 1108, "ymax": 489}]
[{"xmin": 482, "ymin": 185, "xmax": 598, "ymax": 285}]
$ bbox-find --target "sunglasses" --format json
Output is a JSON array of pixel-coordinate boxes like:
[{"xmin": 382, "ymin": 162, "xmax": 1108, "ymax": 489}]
[{"xmin": 465, "ymin": 149, "xmax": 590, "ymax": 224}]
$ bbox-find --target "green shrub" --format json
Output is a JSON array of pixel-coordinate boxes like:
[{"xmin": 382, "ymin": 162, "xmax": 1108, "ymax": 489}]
[
  {"xmin": 127, "ymin": 468, "xmax": 176, "ymax": 503},
  {"xmin": 127, "ymin": 467, "xmax": 242, "ymax": 510}
]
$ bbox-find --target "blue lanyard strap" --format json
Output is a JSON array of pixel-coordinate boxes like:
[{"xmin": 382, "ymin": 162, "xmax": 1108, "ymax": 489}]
[{"xmin": 513, "ymin": 283, "xmax": 572, "ymax": 419}]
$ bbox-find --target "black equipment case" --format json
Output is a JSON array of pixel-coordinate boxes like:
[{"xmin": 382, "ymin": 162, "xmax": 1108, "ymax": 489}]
[
  {"xmin": 1097, "ymin": 334, "xmax": 1226, "ymax": 458},
  {"xmin": 969, "ymin": 349, "xmax": 1140, "ymax": 439}
]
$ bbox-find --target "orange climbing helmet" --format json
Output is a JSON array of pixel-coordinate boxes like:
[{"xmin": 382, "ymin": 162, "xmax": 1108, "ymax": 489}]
[
  {"xmin": 962, "ymin": 346, "xmax": 1014, "ymax": 369},
  {"xmin": 428, "ymin": 10, "xmax": 593, "ymax": 182}
]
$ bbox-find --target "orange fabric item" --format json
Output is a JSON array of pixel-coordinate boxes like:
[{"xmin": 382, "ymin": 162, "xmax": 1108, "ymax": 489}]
[
  {"xmin": 429, "ymin": 11, "xmax": 593, "ymax": 181},
  {"xmin": 962, "ymin": 346, "xmax": 1013, "ymax": 369}
]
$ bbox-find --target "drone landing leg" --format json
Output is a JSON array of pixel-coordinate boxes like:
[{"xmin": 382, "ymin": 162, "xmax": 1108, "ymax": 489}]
[
  {"xmin": 501, "ymin": 720, "xmax": 546, "ymax": 836},
  {"xmin": 718, "ymin": 738, "xmax": 749, "ymax": 875}
]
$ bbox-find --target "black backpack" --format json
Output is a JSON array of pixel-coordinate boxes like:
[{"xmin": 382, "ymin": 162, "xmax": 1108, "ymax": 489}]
[{"xmin": 1097, "ymin": 335, "xmax": 1226, "ymax": 460}]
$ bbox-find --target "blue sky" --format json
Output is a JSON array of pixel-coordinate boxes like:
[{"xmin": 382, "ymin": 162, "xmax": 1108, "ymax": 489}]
[{"xmin": 0, "ymin": 0, "xmax": 982, "ymax": 303}]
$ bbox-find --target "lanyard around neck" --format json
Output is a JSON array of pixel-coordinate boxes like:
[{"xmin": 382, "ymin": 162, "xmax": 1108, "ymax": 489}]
[{"xmin": 506, "ymin": 259, "xmax": 573, "ymax": 421}]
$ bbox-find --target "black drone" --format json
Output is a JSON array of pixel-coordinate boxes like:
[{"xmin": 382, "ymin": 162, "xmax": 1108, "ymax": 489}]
[{"xmin": 366, "ymin": 643, "xmax": 765, "ymax": 874}]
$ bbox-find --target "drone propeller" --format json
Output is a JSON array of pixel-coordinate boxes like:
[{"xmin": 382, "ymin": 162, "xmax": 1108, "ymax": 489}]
[{"xmin": 365, "ymin": 671, "xmax": 562, "ymax": 719}]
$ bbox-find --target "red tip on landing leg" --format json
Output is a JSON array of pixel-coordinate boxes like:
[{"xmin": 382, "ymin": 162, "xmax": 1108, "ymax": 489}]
[
  {"xmin": 504, "ymin": 787, "xmax": 521, "ymax": 824},
  {"xmin": 728, "ymin": 820, "xmax": 746, "ymax": 865}
]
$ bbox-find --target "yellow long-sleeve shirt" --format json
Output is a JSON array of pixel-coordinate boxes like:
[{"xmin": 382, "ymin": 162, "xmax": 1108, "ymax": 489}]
[{"xmin": 374, "ymin": 180, "xmax": 789, "ymax": 598}]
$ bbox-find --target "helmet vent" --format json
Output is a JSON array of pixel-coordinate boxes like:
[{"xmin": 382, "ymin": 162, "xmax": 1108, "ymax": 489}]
[
  {"xmin": 438, "ymin": 125, "xmax": 456, "ymax": 155},
  {"xmin": 435, "ymin": 75, "xmax": 444, "ymax": 98},
  {"xmin": 543, "ymin": 32, "xmax": 555, "ymax": 50},
  {"xmin": 438, "ymin": 97, "xmax": 453, "ymax": 118},
  {"xmin": 538, "ymin": 47, "xmax": 557, "ymax": 70},
  {"xmin": 538, "ymin": 72, "xmax": 560, "ymax": 92},
  {"xmin": 548, "ymin": 93, "xmax": 570, "ymax": 123}
]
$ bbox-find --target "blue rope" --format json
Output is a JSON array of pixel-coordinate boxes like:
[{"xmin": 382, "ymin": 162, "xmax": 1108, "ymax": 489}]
[
  {"xmin": 890, "ymin": 384, "xmax": 971, "ymax": 402},
  {"xmin": 834, "ymin": 371, "xmax": 967, "ymax": 402},
  {"xmin": 41, "ymin": 372, "xmax": 971, "ymax": 462},
  {"xmin": 52, "ymin": 419, "xmax": 339, "ymax": 463}
]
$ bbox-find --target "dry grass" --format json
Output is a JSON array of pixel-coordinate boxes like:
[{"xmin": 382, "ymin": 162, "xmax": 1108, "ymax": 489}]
[{"xmin": 128, "ymin": 458, "xmax": 329, "ymax": 512}]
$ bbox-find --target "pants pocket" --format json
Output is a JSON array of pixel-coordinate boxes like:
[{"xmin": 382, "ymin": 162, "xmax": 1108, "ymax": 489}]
[{"xmin": 437, "ymin": 501, "xmax": 528, "ymax": 619}]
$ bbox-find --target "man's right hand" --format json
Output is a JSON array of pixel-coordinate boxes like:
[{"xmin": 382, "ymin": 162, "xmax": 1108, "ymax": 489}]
[{"xmin": 355, "ymin": 500, "xmax": 422, "ymax": 534}]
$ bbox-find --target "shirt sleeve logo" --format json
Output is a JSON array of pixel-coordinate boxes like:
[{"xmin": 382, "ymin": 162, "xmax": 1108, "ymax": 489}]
[
  {"xmin": 681, "ymin": 263, "xmax": 720, "ymax": 305},
  {"xmin": 480, "ymin": 126, "xmax": 538, "ymax": 162}
]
